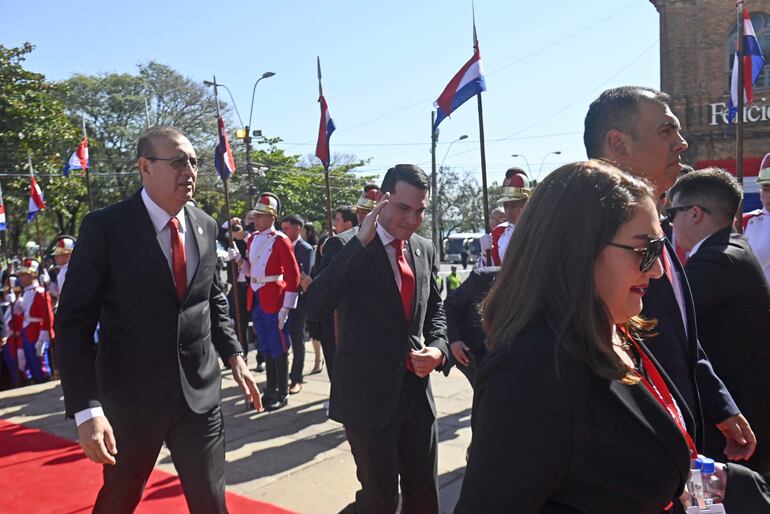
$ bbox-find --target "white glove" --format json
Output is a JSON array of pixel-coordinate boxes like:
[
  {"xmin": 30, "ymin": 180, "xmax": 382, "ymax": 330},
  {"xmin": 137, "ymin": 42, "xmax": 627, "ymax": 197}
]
[
  {"xmin": 227, "ymin": 247, "xmax": 243, "ymax": 264},
  {"xmin": 35, "ymin": 339, "xmax": 46, "ymax": 358},
  {"xmin": 39, "ymin": 269, "xmax": 51, "ymax": 286},
  {"xmin": 17, "ymin": 348, "xmax": 26, "ymax": 371},
  {"xmin": 277, "ymin": 307, "xmax": 290, "ymax": 330},
  {"xmin": 480, "ymin": 233, "xmax": 493, "ymax": 251}
]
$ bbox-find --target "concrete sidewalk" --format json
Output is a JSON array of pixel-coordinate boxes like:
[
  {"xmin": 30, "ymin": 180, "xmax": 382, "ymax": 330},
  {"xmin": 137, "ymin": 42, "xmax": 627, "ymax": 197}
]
[{"xmin": 0, "ymin": 346, "xmax": 472, "ymax": 514}]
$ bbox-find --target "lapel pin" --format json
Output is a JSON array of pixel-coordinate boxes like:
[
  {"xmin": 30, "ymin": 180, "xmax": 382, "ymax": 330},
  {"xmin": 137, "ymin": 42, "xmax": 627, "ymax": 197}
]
[
  {"xmin": 415, "ymin": 248, "xmax": 421, "ymax": 257},
  {"xmin": 197, "ymin": 226, "xmax": 203, "ymax": 235}
]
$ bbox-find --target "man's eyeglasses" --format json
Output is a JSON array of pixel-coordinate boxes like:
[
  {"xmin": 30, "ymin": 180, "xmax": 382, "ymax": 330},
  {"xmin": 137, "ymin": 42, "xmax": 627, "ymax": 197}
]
[
  {"xmin": 665, "ymin": 204, "xmax": 709, "ymax": 221},
  {"xmin": 607, "ymin": 237, "xmax": 666, "ymax": 272},
  {"xmin": 145, "ymin": 155, "xmax": 198, "ymax": 171}
]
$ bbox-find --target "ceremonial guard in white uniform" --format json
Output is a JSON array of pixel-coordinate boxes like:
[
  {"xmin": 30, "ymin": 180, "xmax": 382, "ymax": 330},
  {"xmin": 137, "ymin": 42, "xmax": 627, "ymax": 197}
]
[{"xmin": 237, "ymin": 193, "xmax": 300, "ymax": 411}]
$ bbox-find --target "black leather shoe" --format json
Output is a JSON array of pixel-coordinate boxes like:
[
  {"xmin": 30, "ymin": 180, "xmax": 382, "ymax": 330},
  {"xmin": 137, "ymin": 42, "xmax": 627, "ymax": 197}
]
[
  {"xmin": 266, "ymin": 395, "xmax": 288, "ymax": 411},
  {"xmin": 255, "ymin": 362, "xmax": 266, "ymax": 373}
]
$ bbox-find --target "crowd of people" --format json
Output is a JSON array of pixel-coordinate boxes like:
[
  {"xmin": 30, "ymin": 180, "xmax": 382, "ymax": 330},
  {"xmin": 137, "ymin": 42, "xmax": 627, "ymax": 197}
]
[{"xmin": 2, "ymin": 85, "xmax": 770, "ymax": 513}]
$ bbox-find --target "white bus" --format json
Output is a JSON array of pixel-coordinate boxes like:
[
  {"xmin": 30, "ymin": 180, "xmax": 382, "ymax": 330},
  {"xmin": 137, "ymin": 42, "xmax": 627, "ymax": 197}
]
[{"xmin": 443, "ymin": 232, "xmax": 484, "ymax": 265}]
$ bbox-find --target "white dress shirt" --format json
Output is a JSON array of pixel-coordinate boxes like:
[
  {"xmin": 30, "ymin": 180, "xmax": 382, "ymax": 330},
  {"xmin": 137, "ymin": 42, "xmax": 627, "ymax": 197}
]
[{"xmin": 744, "ymin": 208, "xmax": 770, "ymax": 282}]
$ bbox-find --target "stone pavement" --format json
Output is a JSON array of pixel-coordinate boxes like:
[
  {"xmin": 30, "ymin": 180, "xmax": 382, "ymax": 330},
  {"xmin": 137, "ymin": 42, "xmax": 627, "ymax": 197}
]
[{"xmin": 0, "ymin": 346, "xmax": 473, "ymax": 514}]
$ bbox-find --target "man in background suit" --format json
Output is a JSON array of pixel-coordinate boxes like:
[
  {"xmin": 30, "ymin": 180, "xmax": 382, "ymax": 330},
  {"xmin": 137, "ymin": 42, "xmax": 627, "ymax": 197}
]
[
  {"xmin": 584, "ymin": 86, "xmax": 755, "ymax": 460},
  {"xmin": 669, "ymin": 168, "xmax": 770, "ymax": 477},
  {"xmin": 281, "ymin": 214, "xmax": 314, "ymax": 395},
  {"xmin": 305, "ymin": 164, "xmax": 448, "ymax": 514},
  {"xmin": 56, "ymin": 126, "xmax": 260, "ymax": 514}
]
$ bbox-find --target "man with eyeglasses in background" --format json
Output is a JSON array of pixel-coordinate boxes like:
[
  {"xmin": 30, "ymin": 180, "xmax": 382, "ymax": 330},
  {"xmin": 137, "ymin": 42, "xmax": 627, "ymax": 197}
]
[
  {"xmin": 668, "ymin": 168, "xmax": 770, "ymax": 478},
  {"xmin": 56, "ymin": 125, "xmax": 261, "ymax": 513}
]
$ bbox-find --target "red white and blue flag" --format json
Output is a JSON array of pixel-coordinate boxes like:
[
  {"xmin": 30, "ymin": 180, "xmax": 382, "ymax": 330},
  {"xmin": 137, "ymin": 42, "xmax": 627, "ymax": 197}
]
[
  {"xmin": 27, "ymin": 175, "xmax": 46, "ymax": 222},
  {"xmin": 315, "ymin": 95, "xmax": 336, "ymax": 169},
  {"xmin": 728, "ymin": 7, "xmax": 766, "ymax": 124},
  {"xmin": 214, "ymin": 116, "xmax": 236, "ymax": 180},
  {"xmin": 0, "ymin": 184, "xmax": 6, "ymax": 232},
  {"xmin": 62, "ymin": 138, "xmax": 89, "ymax": 177},
  {"xmin": 433, "ymin": 40, "xmax": 487, "ymax": 131}
]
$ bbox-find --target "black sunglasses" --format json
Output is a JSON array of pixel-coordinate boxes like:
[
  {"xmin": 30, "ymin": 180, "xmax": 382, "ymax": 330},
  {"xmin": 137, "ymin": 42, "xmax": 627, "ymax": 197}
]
[
  {"xmin": 607, "ymin": 237, "xmax": 666, "ymax": 272},
  {"xmin": 146, "ymin": 155, "xmax": 198, "ymax": 171},
  {"xmin": 666, "ymin": 204, "xmax": 709, "ymax": 221}
]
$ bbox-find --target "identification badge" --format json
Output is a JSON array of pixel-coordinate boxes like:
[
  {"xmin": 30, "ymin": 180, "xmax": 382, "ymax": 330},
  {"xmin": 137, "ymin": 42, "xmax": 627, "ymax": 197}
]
[{"xmin": 687, "ymin": 504, "xmax": 726, "ymax": 514}]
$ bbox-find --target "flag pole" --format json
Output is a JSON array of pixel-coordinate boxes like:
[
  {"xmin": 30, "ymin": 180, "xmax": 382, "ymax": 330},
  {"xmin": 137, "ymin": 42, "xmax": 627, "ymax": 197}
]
[
  {"xmin": 472, "ymin": 7, "xmax": 492, "ymax": 260},
  {"xmin": 82, "ymin": 115, "xmax": 94, "ymax": 212},
  {"xmin": 28, "ymin": 154, "xmax": 44, "ymax": 263},
  {"xmin": 318, "ymin": 57, "xmax": 334, "ymax": 236},
  {"xmin": 0, "ymin": 182, "xmax": 7, "ymax": 265},
  {"xmin": 209, "ymin": 75, "xmax": 246, "ymax": 351},
  {"xmin": 736, "ymin": 1, "xmax": 746, "ymax": 232},
  {"xmin": 430, "ymin": 111, "xmax": 439, "ymax": 253}
]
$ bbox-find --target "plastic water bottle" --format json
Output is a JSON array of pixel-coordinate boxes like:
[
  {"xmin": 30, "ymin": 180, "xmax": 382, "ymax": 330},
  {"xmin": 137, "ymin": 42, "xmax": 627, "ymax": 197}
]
[
  {"xmin": 701, "ymin": 458, "xmax": 725, "ymax": 505},
  {"xmin": 687, "ymin": 457, "xmax": 706, "ymax": 508}
]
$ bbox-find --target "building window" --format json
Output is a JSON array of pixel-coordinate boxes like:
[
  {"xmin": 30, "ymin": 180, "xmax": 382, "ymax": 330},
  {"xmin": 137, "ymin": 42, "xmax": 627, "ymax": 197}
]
[{"xmin": 725, "ymin": 12, "xmax": 770, "ymax": 92}]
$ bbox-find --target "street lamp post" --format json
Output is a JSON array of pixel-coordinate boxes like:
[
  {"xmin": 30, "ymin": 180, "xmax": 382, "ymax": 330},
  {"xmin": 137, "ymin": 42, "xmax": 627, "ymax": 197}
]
[
  {"xmin": 433, "ymin": 134, "xmax": 468, "ymax": 259},
  {"xmin": 537, "ymin": 151, "xmax": 562, "ymax": 181},
  {"xmin": 511, "ymin": 154, "xmax": 532, "ymax": 177},
  {"xmin": 243, "ymin": 72, "xmax": 276, "ymax": 207}
]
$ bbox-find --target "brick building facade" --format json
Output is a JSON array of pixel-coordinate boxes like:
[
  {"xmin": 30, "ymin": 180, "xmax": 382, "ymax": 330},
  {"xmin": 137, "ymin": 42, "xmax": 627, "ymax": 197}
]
[{"xmin": 651, "ymin": 0, "xmax": 770, "ymax": 208}]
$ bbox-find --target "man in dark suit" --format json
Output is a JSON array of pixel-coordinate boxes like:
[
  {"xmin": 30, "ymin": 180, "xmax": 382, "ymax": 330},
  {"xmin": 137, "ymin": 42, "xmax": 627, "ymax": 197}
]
[
  {"xmin": 56, "ymin": 126, "xmax": 261, "ymax": 514},
  {"xmin": 281, "ymin": 214, "xmax": 314, "ymax": 394},
  {"xmin": 669, "ymin": 167, "xmax": 770, "ymax": 477},
  {"xmin": 445, "ymin": 266, "xmax": 498, "ymax": 387},
  {"xmin": 305, "ymin": 164, "xmax": 449, "ymax": 514},
  {"xmin": 584, "ymin": 86, "xmax": 755, "ymax": 459},
  {"xmin": 305, "ymin": 205, "xmax": 358, "ymax": 379}
]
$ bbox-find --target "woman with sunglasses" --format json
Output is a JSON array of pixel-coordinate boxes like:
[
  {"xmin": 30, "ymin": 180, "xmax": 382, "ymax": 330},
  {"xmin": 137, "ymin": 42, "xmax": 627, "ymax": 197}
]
[{"xmin": 455, "ymin": 160, "xmax": 694, "ymax": 513}]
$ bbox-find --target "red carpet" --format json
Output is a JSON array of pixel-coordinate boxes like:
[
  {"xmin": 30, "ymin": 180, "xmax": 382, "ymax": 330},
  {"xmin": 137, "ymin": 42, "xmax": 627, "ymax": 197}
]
[{"xmin": 0, "ymin": 419, "xmax": 296, "ymax": 514}]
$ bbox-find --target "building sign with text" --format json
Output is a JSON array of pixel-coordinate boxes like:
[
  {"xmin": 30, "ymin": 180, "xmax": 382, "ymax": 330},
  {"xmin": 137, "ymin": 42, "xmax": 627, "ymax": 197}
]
[{"xmin": 709, "ymin": 101, "xmax": 770, "ymax": 125}]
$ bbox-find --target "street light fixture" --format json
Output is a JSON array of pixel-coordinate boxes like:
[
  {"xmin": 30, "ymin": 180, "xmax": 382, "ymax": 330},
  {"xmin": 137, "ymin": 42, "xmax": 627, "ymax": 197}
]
[
  {"xmin": 433, "ymin": 134, "xmax": 468, "ymax": 260},
  {"xmin": 511, "ymin": 154, "xmax": 532, "ymax": 177},
  {"xmin": 537, "ymin": 151, "xmax": 562, "ymax": 180},
  {"xmin": 439, "ymin": 134, "xmax": 469, "ymax": 170}
]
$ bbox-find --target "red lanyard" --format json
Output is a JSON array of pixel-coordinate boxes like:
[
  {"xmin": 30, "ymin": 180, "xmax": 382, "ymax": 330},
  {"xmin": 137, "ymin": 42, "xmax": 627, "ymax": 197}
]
[{"xmin": 628, "ymin": 336, "xmax": 698, "ymax": 458}]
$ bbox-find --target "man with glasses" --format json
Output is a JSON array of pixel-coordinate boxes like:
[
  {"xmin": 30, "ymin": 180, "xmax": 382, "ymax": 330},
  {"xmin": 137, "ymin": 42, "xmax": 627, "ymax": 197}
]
[
  {"xmin": 669, "ymin": 168, "xmax": 770, "ymax": 477},
  {"xmin": 56, "ymin": 125, "xmax": 261, "ymax": 513},
  {"xmin": 584, "ymin": 86, "xmax": 756, "ymax": 464}
]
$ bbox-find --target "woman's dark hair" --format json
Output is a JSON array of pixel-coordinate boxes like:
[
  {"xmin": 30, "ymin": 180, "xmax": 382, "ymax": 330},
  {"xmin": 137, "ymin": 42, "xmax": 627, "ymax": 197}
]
[
  {"xmin": 303, "ymin": 222, "xmax": 318, "ymax": 247},
  {"xmin": 483, "ymin": 160, "xmax": 656, "ymax": 383}
]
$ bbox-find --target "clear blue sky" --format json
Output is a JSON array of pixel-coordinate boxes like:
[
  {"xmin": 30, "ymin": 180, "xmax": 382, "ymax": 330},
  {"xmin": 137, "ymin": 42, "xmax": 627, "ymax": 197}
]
[{"xmin": 1, "ymin": 0, "xmax": 661, "ymax": 184}]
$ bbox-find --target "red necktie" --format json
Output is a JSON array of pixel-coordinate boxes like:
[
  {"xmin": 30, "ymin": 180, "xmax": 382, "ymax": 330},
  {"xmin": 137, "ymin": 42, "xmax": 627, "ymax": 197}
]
[
  {"xmin": 168, "ymin": 217, "xmax": 187, "ymax": 302},
  {"xmin": 392, "ymin": 240, "xmax": 416, "ymax": 373}
]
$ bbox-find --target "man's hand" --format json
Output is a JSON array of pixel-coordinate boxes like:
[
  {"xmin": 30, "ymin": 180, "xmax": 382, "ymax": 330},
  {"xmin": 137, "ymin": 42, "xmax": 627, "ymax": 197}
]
[
  {"xmin": 277, "ymin": 307, "xmax": 290, "ymax": 330},
  {"xmin": 717, "ymin": 413, "xmax": 756, "ymax": 461},
  {"xmin": 227, "ymin": 247, "xmax": 243, "ymax": 264},
  {"xmin": 449, "ymin": 340, "xmax": 471, "ymax": 367},
  {"xmin": 356, "ymin": 193, "xmax": 390, "ymax": 246},
  {"xmin": 479, "ymin": 233, "xmax": 493, "ymax": 252},
  {"xmin": 410, "ymin": 346, "xmax": 444, "ymax": 378},
  {"xmin": 78, "ymin": 416, "xmax": 118, "ymax": 465},
  {"xmin": 0, "ymin": 336, "xmax": 7, "ymax": 348},
  {"xmin": 299, "ymin": 272, "xmax": 313, "ymax": 292},
  {"xmin": 229, "ymin": 354, "xmax": 264, "ymax": 413}
]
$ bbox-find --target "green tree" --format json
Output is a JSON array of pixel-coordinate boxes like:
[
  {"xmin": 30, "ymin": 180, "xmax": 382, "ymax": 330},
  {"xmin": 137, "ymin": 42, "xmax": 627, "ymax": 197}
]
[
  {"xmin": 54, "ymin": 61, "xmax": 230, "ymax": 207},
  {"xmin": 428, "ymin": 167, "xmax": 486, "ymax": 256},
  {"xmin": 0, "ymin": 42, "xmax": 83, "ymax": 255}
]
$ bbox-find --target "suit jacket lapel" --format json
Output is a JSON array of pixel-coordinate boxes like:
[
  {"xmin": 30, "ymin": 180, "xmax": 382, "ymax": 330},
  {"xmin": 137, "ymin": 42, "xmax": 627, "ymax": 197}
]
[
  {"xmin": 407, "ymin": 236, "xmax": 426, "ymax": 332},
  {"xmin": 608, "ymin": 347, "xmax": 692, "ymax": 485},
  {"xmin": 129, "ymin": 191, "xmax": 178, "ymax": 303},
  {"xmin": 183, "ymin": 205, "xmax": 206, "ymax": 304}
]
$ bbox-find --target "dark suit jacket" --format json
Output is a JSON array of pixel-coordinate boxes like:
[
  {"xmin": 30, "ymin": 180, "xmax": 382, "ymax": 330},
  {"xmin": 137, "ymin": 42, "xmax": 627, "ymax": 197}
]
[
  {"xmin": 455, "ymin": 320, "xmax": 692, "ymax": 514},
  {"xmin": 304, "ymin": 232, "xmax": 449, "ymax": 431},
  {"xmin": 685, "ymin": 227, "xmax": 770, "ymax": 448},
  {"xmin": 56, "ymin": 190, "xmax": 241, "ymax": 419},
  {"xmin": 641, "ymin": 238, "xmax": 738, "ymax": 449},
  {"xmin": 315, "ymin": 226, "xmax": 359, "ymax": 275},
  {"xmin": 444, "ymin": 267, "xmax": 498, "ymax": 359},
  {"xmin": 293, "ymin": 238, "xmax": 314, "ymax": 277}
]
